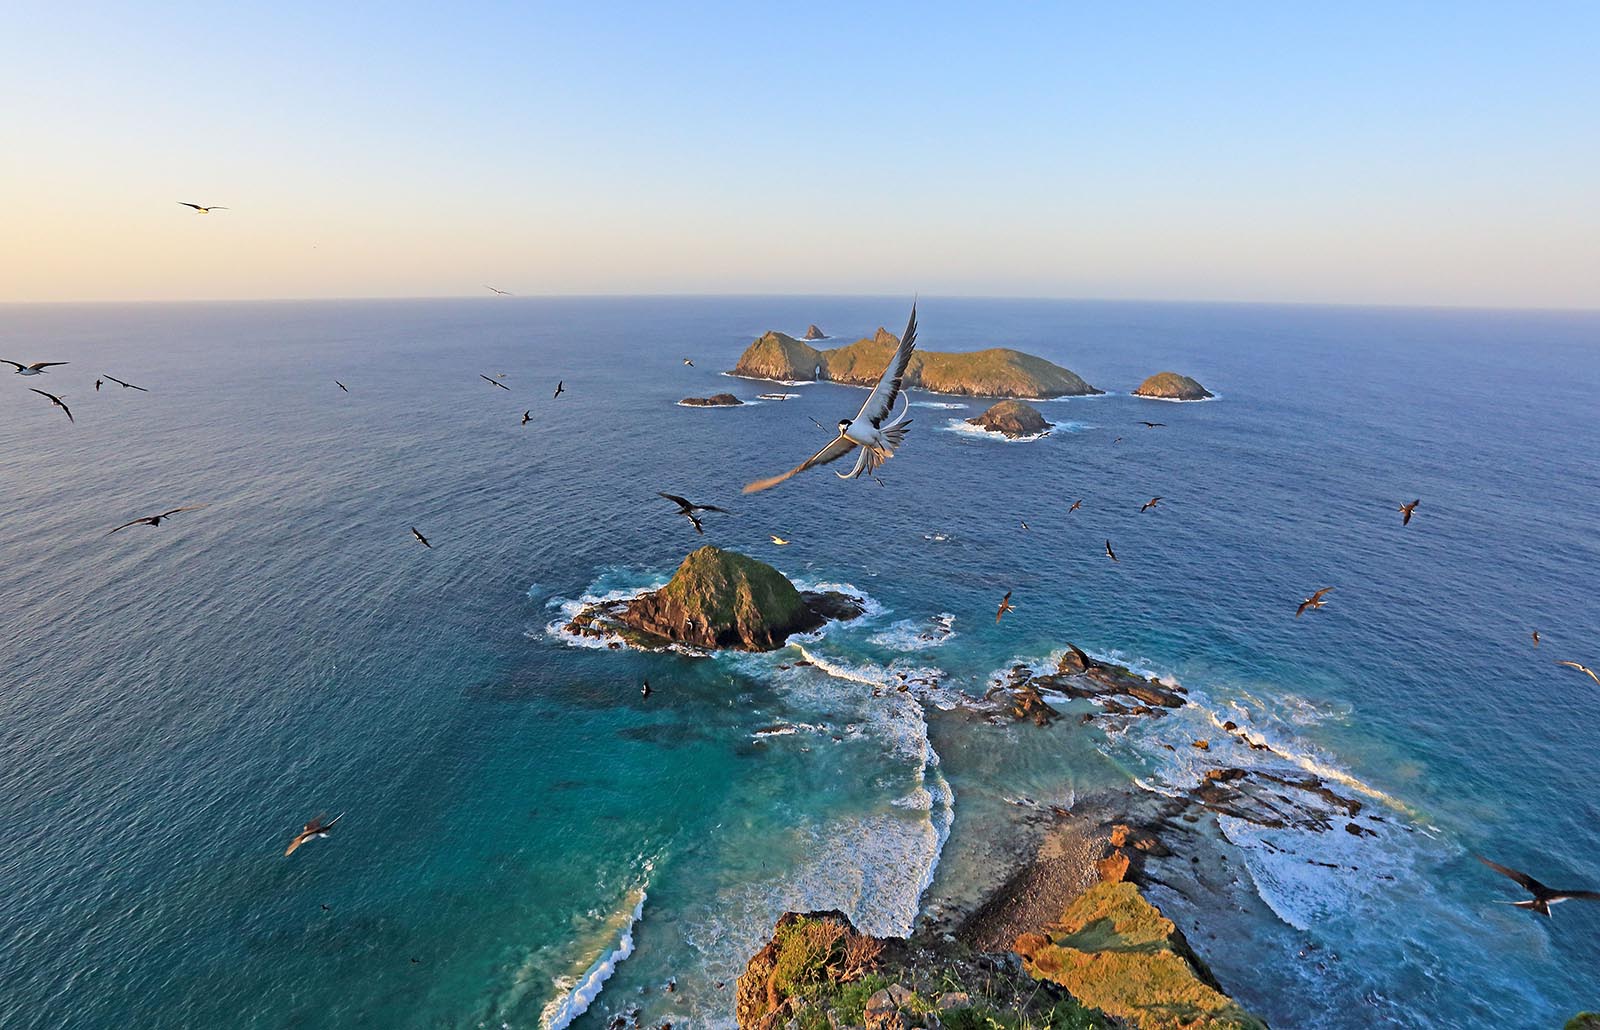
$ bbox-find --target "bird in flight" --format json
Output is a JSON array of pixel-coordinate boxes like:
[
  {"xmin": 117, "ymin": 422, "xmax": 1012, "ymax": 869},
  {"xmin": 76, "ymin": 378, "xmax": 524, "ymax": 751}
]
[
  {"xmin": 1137, "ymin": 421, "xmax": 1166, "ymax": 429},
  {"xmin": 553, "ymin": 381, "xmax": 565, "ymax": 399},
  {"xmin": 95, "ymin": 379, "xmax": 103, "ymax": 392},
  {"xmin": 4, "ymin": 359, "xmax": 68, "ymax": 376},
  {"xmin": 1069, "ymin": 499, "xmax": 1082, "ymax": 513},
  {"xmin": 659, "ymin": 492, "xmax": 730, "ymax": 517},
  {"xmin": 1532, "ymin": 630, "xmax": 1540, "ymax": 647},
  {"xmin": 336, "ymin": 381, "xmax": 349, "ymax": 393},
  {"xmin": 995, "ymin": 591, "xmax": 1015, "ymax": 623},
  {"xmin": 480, "ymin": 374, "xmax": 510, "ymax": 391},
  {"xmin": 1140, "ymin": 497, "xmax": 1163, "ymax": 513},
  {"xmin": 744, "ymin": 304, "xmax": 917, "ymax": 493},
  {"xmin": 806, "ymin": 416, "xmax": 827, "ymax": 432},
  {"xmin": 1112, "ymin": 436, "xmax": 1123, "ymax": 445},
  {"xmin": 411, "ymin": 527, "xmax": 431, "ymax": 548},
  {"xmin": 108, "ymin": 505, "xmax": 208, "ymax": 534},
  {"xmin": 1105, "ymin": 540, "xmax": 1118, "ymax": 562},
  {"xmin": 641, "ymin": 679, "xmax": 652, "ymax": 699},
  {"xmin": 29, "ymin": 388, "xmax": 73, "ymax": 423},
  {"xmin": 484, "ymin": 285, "xmax": 512, "ymax": 295},
  {"xmin": 1065, "ymin": 642, "xmax": 1100, "ymax": 671},
  {"xmin": 1398, "ymin": 499, "xmax": 1420, "ymax": 526},
  {"xmin": 1475, "ymin": 855, "xmax": 1600, "ymax": 917},
  {"xmin": 521, "ymin": 410, "xmax": 532, "ymax": 425},
  {"xmin": 683, "ymin": 358, "xmax": 695, "ymax": 367},
  {"xmin": 770, "ymin": 535, "xmax": 790, "ymax": 546},
  {"xmin": 1020, "ymin": 520, "xmax": 1030, "ymax": 531},
  {"xmin": 103, "ymin": 374, "xmax": 148, "ymax": 392},
  {"xmin": 1556, "ymin": 661, "xmax": 1600, "ymax": 687},
  {"xmin": 177, "ymin": 202, "xmax": 228, "ymax": 214},
  {"xmin": 285, "ymin": 814, "xmax": 343, "ymax": 856},
  {"xmin": 1296, "ymin": 587, "xmax": 1333, "ymax": 618}
]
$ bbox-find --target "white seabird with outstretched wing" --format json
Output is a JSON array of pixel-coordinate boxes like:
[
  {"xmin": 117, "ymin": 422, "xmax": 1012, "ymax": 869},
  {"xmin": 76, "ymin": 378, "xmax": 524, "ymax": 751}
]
[{"xmin": 744, "ymin": 305, "xmax": 918, "ymax": 493}]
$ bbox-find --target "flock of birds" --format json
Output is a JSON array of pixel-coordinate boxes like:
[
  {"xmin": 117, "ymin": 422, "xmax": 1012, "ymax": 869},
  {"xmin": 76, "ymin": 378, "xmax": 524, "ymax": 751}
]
[{"xmin": 11, "ymin": 246, "xmax": 1596, "ymax": 925}]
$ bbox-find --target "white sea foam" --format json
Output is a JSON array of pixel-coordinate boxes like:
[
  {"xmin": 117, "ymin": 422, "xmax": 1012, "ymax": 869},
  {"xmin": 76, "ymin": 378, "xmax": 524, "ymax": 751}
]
[
  {"xmin": 1134, "ymin": 393, "xmax": 1221, "ymax": 403},
  {"xmin": 939, "ymin": 418, "xmax": 1094, "ymax": 442},
  {"xmin": 720, "ymin": 371, "xmax": 818, "ymax": 387},
  {"xmin": 676, "ymin": 399, "xmax": 759, "ymax": 408},
  {"xmin": 539, "ymin": 868, "xmax": 652, "ymax": 1030},
  {"xmin": 870, "ymin": 614, "xmax": 956, "ymax": 652},
  {"xmin": 910, "ymin": 401, "xmax": 970, "ymax": 410}
]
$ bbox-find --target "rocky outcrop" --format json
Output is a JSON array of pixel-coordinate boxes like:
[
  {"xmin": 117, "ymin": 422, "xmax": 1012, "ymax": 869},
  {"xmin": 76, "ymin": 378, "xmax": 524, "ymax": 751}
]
[
  {"xmin": 730, "ymin": 327, "xmax": 1101, "ymax": 398},
  {"xmin": 1133, "ymin": 372, "xmax": 1213, "ymax": 401},
  {"xmin": 563, "ymin": 546, "xmax": 863, "ymax": 651},
  {"xmin": 1014, "ymin": 881, "xmax": 1266, "ymax": 1030},
  {"xmin": 966, "ymin": 399, "xmax": 1053, "ymax": 439},
  {"xmin": 803, "ymin": 324, "xmax": 829, "ymax": 340},
  {"xmin": 679, "ymin": 392, "xmax": 742, "ymax": 406}
]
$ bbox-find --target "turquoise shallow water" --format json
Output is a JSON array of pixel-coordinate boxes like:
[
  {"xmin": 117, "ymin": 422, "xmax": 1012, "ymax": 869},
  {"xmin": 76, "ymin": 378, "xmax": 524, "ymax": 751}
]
[{"xmin": 1, "ymin": 297, "xmax": 1597, "ymax": 1029}]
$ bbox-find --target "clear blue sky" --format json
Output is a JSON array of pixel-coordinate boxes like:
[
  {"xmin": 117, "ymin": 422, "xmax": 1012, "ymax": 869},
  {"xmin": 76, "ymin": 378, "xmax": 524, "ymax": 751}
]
[{"xmin": 5, "ymin": 1, "xmax": 1598, "ymax": 306}]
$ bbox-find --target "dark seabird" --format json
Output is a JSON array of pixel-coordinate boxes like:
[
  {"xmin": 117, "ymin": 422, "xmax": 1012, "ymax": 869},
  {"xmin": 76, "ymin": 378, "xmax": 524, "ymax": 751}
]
[
  {"xmin": 95, "ymin": 378, "xmax": 103, "ymax": 391},
  {"xmin": 1140, "ymin": 496, "xmax": 1163, "ymax": 513},
  {"xmin": 285, "ymin": 813, "xmax": 342, "ymax": 856},
  {"xmin": 1069, "ymin": 499, "xmax": 1082, "ymax": 513},
  {"xmin": 658, "ymin": 493, "xmax": 731, "ymax": 517},
  {"xmin": 1066, "ymin": 642, "xmax": 1099, "ymax": 670},
  {"xmin": 1532, "ymin": 630, "xmax": 1540, "ymax": 647},
  {"xmin": 29, "ymin": 388, "xmax": 74, "ymax": 423},
  {"xmin": 553, "ymin": 381, "xmax": 565, "ymax": 399},
  {"xmin": 522, "ymin": 410, "xmax": 532, "ymax": 425},
  {"xmin": 683, "ymin": 358, "xmax": 694, "ymax": 367},
  {"xmin": 336, "ymin": 381, "xmax": 349, "ymax": 393},
  {"xmin": 1296, "ymin": 587, "xmax": 1333, "ymax": 618},
  {"xmin": 411, "ymin": 527, "xmax": 432, "ymax": 548},
  {"xmin": 1557, "ymin": 661, "xmax": 1600, "ymax": 687},
  {"xmin": 641, "ymin": 679, "xmax": 652, "ymax": 699},
  {"xmin": 178, "ymin": 202, "xmax": 228, "ymax": 214},
  {"xmin": 4, "ymin": 359, "xmax": 68, "ymax": 376},
  {"xmin": 1105, "ymin": 540, "xmax": 1118, "ymax": 562},
  {"xmin": 484, "ymin": 285, "xmax": 512, "ymax": 295},
  {"xmin": 1399, "ymin": 499, "xmax": 1420, "ymax": 525},
  {"xmin": 1020, "ymin": 520, "xmax": 1030, "ymax": 531},
  {"xmin": 995, "ymin": 591, "xmax": 1015, "ymax": 623},
  {"xmin": 1476, "ymin": 855, "xmax": 1600, "ymax": 917},
  {"xmin": 104, "ymin": 375, "xmax": 148, "ymax": 392},
  {"xmin": 1137, "ymin": 421, "xmax": 1166, "ymax": 429},
  {"xmin": 480, "ymin": 374, "xmax": 510, "ymax": 391},
  {"xmin": 108, "ymin": 505, "xmax": 208, "ymax": 534}
]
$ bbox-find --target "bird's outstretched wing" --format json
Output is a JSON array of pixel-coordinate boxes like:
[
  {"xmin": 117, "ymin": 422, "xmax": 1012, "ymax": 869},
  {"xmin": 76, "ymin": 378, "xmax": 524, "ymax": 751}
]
[
  {"xmin": 30, "ymin": 389, "xmax": 72, "ymax": 422},
  {"xmin": 658, "ymin": 493, "xmax": 693, "ymax": 510},
  {"xmin": 104, "ymin": 374, "xmax": 147, "ymax": 391},
  {"xmin": 1557, "ymin": 661, "xmax": 1600, "ymax": 685},
  {"xmin": 1067, "ymin": 643, "xmax": 1095, "ymax": 669},
  {"xmin": 30, "ymin": 362, "xmax": 69, "ymax": 371},
  {"xmin": 744, "ymin": 435, "xmax": 858, "ymax": 494},
  {"xmin": 852, "ymin": 305, "xmax": 918, "ymax": 426},
  {"xmin": 178, "ymin": 202, "xmax": 203, "ymax": 210},
  {"xmin": 158, "ymin": 505, "xmax": 208, "ymax": 519},
  {"xmin": 1476, "ymin": 855, "xmax": 1551, "ymax": 895},
  {"xmin": 107, "ymin": 518, "xmax": 148, "ymax": 535},
  {"xmin": 1, "ymin": 360, "xmax": 23, "ymax": 371}
]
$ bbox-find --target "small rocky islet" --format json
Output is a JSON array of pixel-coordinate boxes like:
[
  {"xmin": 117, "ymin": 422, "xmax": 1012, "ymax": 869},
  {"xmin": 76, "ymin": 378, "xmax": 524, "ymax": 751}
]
[
  {"xmin": 731, "ymin": 327, "xmax": 1102, "ymax": 399},
  {"xmin": 679, "ymin": 392, "xmax": 744, "ymax": 407},
  {"xmin": 1133, "ymin": 372, "xmax": 1213, "ymax": 401},
  {"xmin": 966, "ymin": 399, "xmax": 1053, "ymax": 439},
  {"xmin": 563, "ymin": 545, "xmax": 863, "ymax": 651}
]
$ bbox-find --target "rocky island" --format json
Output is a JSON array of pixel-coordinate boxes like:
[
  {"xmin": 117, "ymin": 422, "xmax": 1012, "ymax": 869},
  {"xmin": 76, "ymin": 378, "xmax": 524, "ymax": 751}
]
[
  {"xmin": 1133, "ymin": 372, "xmax": 1213, "ymax": 401},
  {"xmin": 966, "ymin": 399, "xmax": 1053, "ymax": 439},
  {"xmin": 679, "ymin": 393, "xmax": 744, "ymax": 407},
  {"xmin": 803, "ymin": 324, "xmax": 829, "ymax": 340},
  {"xmin": 731, "ymin": 328, "xmax": 1101, "ymax": 399},
  {"xmin": 563, "ymin": 546, "xmax": 863, "ymax": 651}
]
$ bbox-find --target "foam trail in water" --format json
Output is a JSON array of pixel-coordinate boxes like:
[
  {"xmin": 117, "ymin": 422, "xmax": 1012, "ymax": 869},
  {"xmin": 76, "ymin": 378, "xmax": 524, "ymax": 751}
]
[{"xmin": 539, "ymin": 875, "xmax": 651, "ymax": 1030}]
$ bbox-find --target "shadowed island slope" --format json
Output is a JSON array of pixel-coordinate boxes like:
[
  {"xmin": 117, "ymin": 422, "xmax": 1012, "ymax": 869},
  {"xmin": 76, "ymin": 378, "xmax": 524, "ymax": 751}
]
[
  {"xmin": 564, "ymin": 545, "xmax": 863, "ymax": 651},
  {"xmin": 732, "ymin": 327, "xmax": 1102, "ymax": 398}
]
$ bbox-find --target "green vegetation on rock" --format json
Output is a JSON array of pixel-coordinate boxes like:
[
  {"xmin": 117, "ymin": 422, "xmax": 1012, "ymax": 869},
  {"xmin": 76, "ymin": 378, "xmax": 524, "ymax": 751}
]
[
  {"xmin": 731, "ymin": 327, "xmax": 1101, "ymax": 398},
  {"xmin": 1015, "ymin": 882, "xmax": 1265, "ymax": 1030},
  {"xmin": 968, "ymin": 399, "xmax": 1053, "ymax": 438},
  {"xmin": 1132, "ymin": 372, "xmax": 1212, "ymax": 400},
  {"xmin": 622, "ymin": 546, "xmax": 819, "ymax": 651}
]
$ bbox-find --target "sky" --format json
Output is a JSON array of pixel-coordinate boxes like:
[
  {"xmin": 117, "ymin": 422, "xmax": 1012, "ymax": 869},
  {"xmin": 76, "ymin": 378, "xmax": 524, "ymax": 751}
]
[{"xmin": 3, "ymin": 2, "xmax": 1599, "ymax": 308}]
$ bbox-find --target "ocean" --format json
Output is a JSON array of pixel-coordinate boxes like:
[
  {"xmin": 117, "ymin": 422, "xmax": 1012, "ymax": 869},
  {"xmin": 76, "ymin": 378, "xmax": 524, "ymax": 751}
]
[{"xmin": 1, "ymin": 296, "xmax": 1597, "ymax": 1029}]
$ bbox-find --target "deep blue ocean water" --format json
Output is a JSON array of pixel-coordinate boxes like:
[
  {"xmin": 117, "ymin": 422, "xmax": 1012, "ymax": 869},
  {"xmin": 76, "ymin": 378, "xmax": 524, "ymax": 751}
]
[{"xmin": 1, "ymin": 296, "xmax": 1597, "ymax": 1029}]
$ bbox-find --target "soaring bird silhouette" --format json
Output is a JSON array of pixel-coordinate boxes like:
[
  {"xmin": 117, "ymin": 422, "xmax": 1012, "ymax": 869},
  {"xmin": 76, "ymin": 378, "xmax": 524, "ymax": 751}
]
[
  {"xmin": 995, "ymin": 591, "xmax": 1015, "ymax": 623},
  {"xmin": 1066, "ymin": 642, "xmax": 1100, "ymax": 671},
  {"xmin": 480, "ymin": 374, "xmax": 510, "ymax": 391},
  {"xmin": 1140, "ymin": 496, "xmax": 1163, "ymax": 513},
  {"xmin": 95, "ymin": 378, "xmax": 103, "ymax": 391},
  {"xmin": 484, "ymin": 285, "xmax": 512, "ymax": 295},
  {"xmin": 1137, "ymin": 421, "xmax": 1166, "ymax": 429},
  {"xmin": 1476, "ymin": 855, "xmax": 1600, "ymax": 917},
  {"xmin": 1020, "ymin": 520, "xmax": 1030, "ymax": 531},
  {"xmin": 29, "ymin": 388, "xmax": 73, "ymax": 422},
  {"xmin": 641, "ymin": 679, "xmax": 652, "ymax": 699},
  {"xmin": 769, "ymin": 535, "xmax": 790, "ymax": 546},
  {"xmin": 745, "ymin": 305, "xmax": 917, "ymax": 492},
  {"xmin": 521, "ymin": 410, "xmax": 532, "ymax": 425},
  {"xmin": 336, "ymin": 381, "xmax": 349, "ymax": 393},
  {"xmin": 411, "ymin": 527, "xmax": 431, "ymax": 548},
  {"xmin": 177, "ymin": 202, "xmax": 228, "ymax": 214},
  {"xmin": 4, "ymin": 359, "xmax": 68, "ymax": 376},
  {"xmin": 108, "ymin": 505, "xmax": 208, "ymax": 534},
  {"xmin": 1296, "ymin": 587, "xmax": 1333, "ymax": 618},
  {"xmin": 1532, "ymin": 631, "xmax": 1541, "ymax": 648},
  {"xmin": 1398, "ymin": 499, "xmax": 1420, "ymax": 525},
  {"xmin": 1069, "ymin": 499, "xmax": 1082, "ymax": 513},
  {"xmin": 553, "ymin": 381, "xmax": 565, "ymax": 399},
  {"xmin": 658, "ymin": 493, "xmax": 730, "ymax": 517},
  {"xmin": 285, "ymin": 814, "xmax": 343, "ymax": 856},
  {"xmin": 1556, "ymin": 661, "xmax": 1600, "ymax": 687},
  {"xmin": 1105, "ymin": 540, "xmax": 1118, "ymax": 562},
  {"xmin": 683, "ymin": 358, "xmax": 695, "ymax": 367},
  {"xmin": 103, "ymin": 375, "xmax": 148, "ymax": 392}
]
